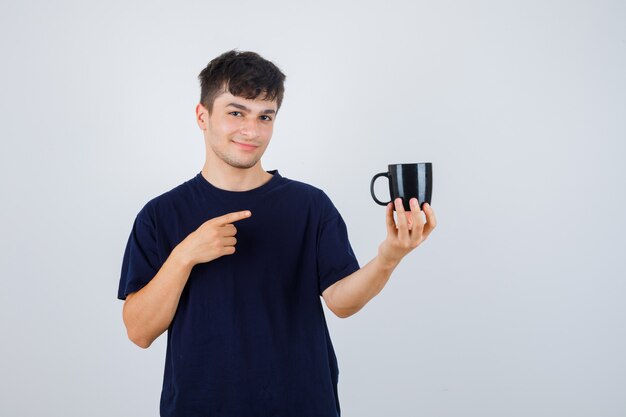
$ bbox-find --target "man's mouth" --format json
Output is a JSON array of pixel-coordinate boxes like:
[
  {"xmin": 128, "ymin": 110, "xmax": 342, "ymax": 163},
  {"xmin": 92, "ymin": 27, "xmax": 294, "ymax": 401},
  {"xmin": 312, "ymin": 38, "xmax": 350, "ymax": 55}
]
[{"xmin": 232, "ymin": 140, "xmax": 259, "ymax": 151}]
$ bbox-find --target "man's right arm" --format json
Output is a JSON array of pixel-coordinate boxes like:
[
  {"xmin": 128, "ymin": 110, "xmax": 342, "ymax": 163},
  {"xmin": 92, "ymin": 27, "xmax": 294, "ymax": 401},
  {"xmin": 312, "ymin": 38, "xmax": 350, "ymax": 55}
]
[
  {"xmin": 121, "ymin": 209, "xmax": 251, "ymax": 349},
  {"xmin": 122, "ymin": 248, "xmax": 193, "ymax": 349}
]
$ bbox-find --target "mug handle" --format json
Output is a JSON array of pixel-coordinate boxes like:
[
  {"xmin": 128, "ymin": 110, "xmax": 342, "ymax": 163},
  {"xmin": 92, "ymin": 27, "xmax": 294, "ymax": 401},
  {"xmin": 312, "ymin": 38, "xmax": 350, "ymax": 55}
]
[{"xmin": 370, "ymin": 172, "xmax": 392, "ymax": 206}]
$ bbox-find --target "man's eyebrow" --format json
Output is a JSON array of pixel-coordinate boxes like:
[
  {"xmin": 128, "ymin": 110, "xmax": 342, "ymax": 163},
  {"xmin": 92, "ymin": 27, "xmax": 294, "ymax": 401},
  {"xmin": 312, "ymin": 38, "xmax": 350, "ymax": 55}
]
[{"xmin": 226, "ymin": 102, "xmax": 276, "ymax": 114}]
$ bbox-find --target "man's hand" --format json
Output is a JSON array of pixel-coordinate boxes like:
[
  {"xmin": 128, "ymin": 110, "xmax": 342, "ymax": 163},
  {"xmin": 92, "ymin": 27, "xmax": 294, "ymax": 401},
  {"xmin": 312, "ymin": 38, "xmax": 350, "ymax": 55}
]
[
  {"xmin": 175, "ymin": 210, "xmax": 252, "ymax": 266},
  {"xmin": 377, "ymin": 197, "xmax": 437, "ymax": 268}
]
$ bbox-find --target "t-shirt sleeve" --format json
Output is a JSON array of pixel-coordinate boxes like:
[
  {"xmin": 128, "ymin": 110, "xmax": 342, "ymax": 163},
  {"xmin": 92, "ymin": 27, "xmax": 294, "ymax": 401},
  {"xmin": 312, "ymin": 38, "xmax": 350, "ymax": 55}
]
[
  {"xmin": 317, "ymin": 194, "xmax": 360, "ymax": 296},
  {"xmin": 117, "ymin": 205, "xmax": 162, "ymax": 300}
]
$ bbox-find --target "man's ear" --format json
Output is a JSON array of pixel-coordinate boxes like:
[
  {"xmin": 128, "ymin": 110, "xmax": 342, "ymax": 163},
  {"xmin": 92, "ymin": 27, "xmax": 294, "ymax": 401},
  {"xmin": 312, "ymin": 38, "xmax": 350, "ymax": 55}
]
[{"xmin": 195, "ymin": 103, "xmax": 209, "ymax": 130}]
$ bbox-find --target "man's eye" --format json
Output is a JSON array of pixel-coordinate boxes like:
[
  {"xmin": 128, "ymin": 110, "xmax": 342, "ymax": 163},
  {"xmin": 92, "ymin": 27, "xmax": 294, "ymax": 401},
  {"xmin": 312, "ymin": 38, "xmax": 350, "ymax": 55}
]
[
  {"xmin": 260, "ymin": 115, "xmax": 273, "ymax": 121},
  {"xmin": 230, "ymin": 111, "xmax": 242, "ymax": 117}
]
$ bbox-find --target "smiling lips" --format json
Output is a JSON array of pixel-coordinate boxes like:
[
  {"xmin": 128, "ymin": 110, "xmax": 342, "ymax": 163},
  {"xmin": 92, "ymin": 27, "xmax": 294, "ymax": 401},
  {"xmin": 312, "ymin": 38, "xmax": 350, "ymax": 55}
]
[{"xmin": 232, "ymin": 140, "xmax": 259, "ymax": 151}]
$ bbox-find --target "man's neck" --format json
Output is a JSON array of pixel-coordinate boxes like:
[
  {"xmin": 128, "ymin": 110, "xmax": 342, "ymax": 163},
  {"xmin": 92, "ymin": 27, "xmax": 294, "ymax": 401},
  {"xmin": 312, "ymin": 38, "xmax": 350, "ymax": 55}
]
[{"xmin": 201, "ymin": 163, "xmax": 273, "ymax": 192}]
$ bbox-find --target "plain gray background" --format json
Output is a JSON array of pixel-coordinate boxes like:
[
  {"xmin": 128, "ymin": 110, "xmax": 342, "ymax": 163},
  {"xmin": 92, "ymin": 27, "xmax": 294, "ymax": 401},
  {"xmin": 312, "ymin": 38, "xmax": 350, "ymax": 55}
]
[{"xmin": 1, "ymin": 0, "xmax": 625, "ymax": 416}]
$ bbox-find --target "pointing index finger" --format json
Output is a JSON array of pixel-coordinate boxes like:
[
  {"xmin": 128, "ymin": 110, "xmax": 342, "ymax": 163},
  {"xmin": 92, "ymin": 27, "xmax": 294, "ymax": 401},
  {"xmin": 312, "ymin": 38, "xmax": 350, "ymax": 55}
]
[{"xmin": 215, "ymin": 210, "xmax": 252, "ymax": 225}]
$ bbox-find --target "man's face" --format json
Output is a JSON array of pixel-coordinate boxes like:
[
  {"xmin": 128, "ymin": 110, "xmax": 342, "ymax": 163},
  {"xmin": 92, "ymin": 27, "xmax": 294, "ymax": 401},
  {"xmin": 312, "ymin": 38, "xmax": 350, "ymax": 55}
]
[{"xmin": 198, "ymin": 91, "xmax": 277, "ymax": 170}]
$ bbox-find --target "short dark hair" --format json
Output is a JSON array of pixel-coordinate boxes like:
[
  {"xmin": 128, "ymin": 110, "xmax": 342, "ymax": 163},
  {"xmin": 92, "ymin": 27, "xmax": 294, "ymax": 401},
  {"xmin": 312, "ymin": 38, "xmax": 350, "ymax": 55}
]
[{"xmin": 198, "ymin": 50, "xmax": 286, "ymax": 114}]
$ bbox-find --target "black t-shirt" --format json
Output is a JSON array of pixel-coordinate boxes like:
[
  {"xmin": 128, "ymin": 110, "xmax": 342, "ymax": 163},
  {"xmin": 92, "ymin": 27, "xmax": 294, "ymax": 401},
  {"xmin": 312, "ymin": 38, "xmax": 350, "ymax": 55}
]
[{"xmin": 118, "ymin": 170, "xmax": 360, "ymax": 417}]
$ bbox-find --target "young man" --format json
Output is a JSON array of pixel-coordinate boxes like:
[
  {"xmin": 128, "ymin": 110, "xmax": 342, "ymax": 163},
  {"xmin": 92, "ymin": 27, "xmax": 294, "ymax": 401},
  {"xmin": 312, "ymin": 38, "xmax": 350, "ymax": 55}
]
[{"xmin": 118, "ymin": 50, "xmax": 436, "ymax": 417}]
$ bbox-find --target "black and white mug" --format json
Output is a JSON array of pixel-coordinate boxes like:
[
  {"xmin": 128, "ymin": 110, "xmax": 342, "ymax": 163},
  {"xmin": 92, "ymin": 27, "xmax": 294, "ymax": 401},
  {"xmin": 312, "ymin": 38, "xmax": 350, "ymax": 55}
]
[{"xmin": 370, "ymin": 163, "xmax": 433, "ymax": 211}]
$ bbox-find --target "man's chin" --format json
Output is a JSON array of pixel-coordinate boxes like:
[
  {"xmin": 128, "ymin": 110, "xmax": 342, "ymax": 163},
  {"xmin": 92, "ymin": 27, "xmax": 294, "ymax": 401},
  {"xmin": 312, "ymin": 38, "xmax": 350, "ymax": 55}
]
[
  {"xmin": 227, "ymin": 159, "xmax": 260, "ymax": 170},
  {"xmin": 213, "ymin": 149, "xmax": 262, "ymax": 170}
]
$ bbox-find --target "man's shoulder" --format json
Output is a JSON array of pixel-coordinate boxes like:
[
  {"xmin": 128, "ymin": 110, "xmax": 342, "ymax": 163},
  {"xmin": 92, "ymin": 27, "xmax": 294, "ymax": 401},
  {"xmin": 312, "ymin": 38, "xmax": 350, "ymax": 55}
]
[
  {"xmin": 278, "ymin": 175, "xmax": 331, "ymax": 201},
  {"xmin": 135, "ymin": 175, "xmax": 196, "ymax": 221},
  {"xmin": 276, "ymin": 174, "xmax": 340, "ymax": 218},
  {"xmin": 281, "ymin": 176, "xmax": 321, "ymax": 192}
]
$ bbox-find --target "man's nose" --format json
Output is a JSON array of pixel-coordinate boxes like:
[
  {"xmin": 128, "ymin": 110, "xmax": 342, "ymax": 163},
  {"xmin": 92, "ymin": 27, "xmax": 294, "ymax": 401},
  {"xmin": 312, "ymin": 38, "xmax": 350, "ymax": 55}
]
[{"xmin": 240, "ymin": 118, "xmax": 259, "ymax": 137}]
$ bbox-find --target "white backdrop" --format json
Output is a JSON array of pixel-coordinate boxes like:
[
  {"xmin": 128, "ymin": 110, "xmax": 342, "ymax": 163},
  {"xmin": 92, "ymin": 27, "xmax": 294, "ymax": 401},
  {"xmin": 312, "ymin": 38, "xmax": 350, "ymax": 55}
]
[{"xmin": 1, "ymin": 1, "xmax": 625, "ymax": 416}]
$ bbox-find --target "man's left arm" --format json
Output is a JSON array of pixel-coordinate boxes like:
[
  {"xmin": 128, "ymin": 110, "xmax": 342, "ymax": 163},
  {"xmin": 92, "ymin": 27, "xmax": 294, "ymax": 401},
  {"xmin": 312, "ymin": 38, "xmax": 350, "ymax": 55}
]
[{"xmin": 322, "ymin": 197, "xmax": 437, "ymax": 318}]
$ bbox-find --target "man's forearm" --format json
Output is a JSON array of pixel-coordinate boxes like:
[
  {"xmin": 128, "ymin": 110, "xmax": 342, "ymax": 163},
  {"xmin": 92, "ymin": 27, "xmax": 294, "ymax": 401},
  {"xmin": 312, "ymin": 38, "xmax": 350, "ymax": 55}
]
[
  {"xmin": 326, "ymin": 256, "xmax": 399, "ymax": 318},
  {"xmin": 325, "ymin": 199, "xmax": 437, "ymax": 318},
  {"xmin": 122, "ymin": 248, "xmax": 194, "ymax": 348}
]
